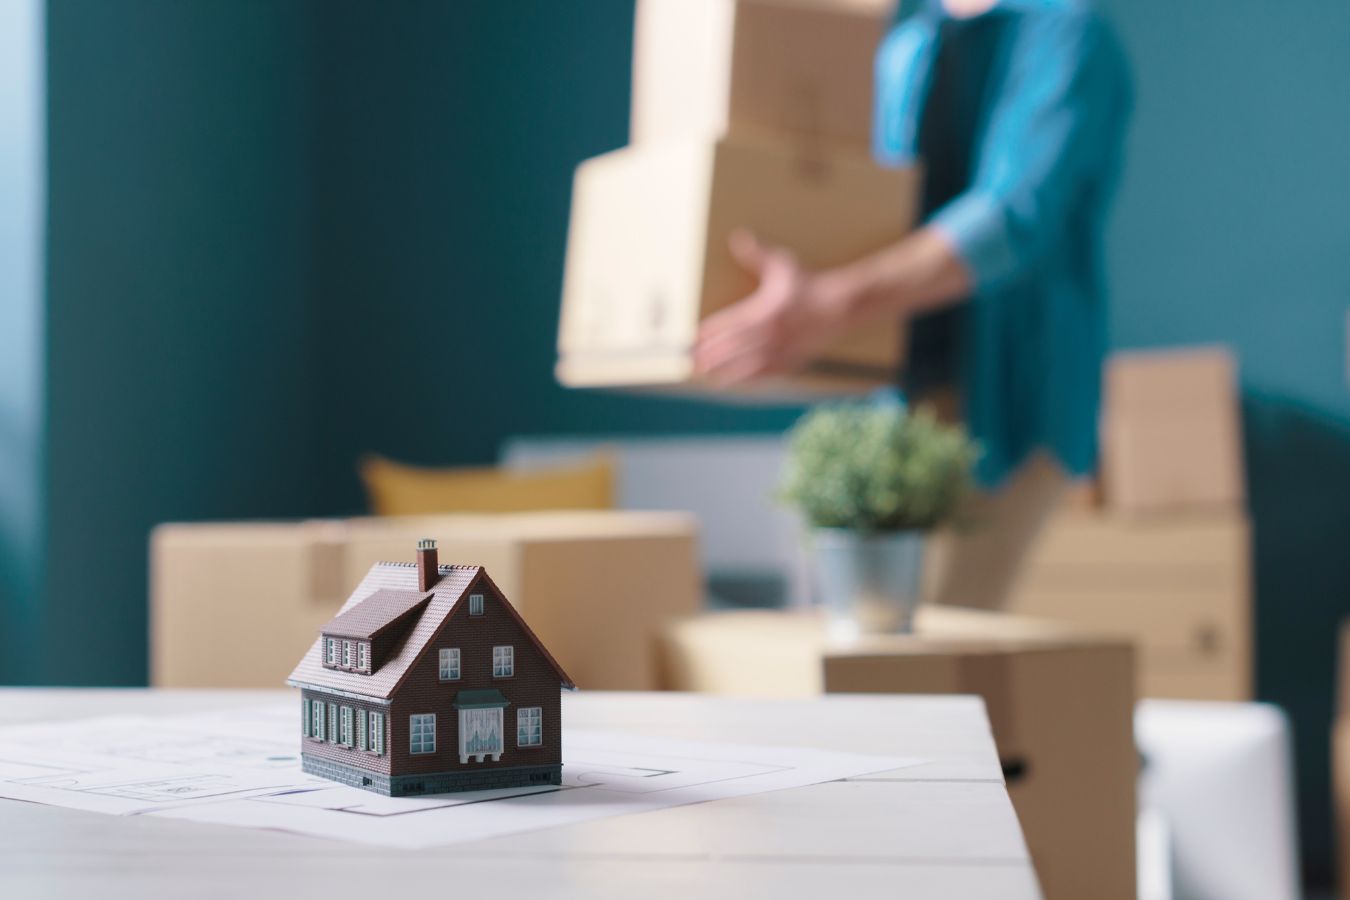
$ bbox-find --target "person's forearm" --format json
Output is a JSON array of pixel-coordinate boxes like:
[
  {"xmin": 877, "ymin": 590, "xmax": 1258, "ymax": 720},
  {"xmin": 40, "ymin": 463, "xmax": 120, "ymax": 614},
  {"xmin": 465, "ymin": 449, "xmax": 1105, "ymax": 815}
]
[{"xmin": 817, "ymin": 226, "xmax": 975, "ymax": 328}]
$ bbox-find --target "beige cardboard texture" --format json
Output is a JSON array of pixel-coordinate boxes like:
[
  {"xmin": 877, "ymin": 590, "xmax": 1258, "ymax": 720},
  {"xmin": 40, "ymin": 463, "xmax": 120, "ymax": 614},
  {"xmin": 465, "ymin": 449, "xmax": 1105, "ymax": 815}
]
[
  {"xmin": 558, "ymin": 137, "xmax": 917, "ymax": 398},
  {"xmin": 1101, "ymin": 347, "xmax": 1245, "ymax": 513},
  {"xmin": 1006, "ymin": 507, "xmax": 1252, "ymax": 700},
  {"xmin": 630, "ymin": 0, "xmax": 889, "ymax": 151},
  {"xmin": 152, "ymin": 512, "xmax": 700, "ymax": 691}
]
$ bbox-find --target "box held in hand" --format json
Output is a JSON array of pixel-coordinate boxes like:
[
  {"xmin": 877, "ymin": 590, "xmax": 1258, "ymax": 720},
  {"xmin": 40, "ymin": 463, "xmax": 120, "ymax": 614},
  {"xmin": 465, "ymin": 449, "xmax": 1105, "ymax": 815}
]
[
  {"xmin": 557, "ymin": 137, "xmax": 919, "ymax": 398},
  {"xmin": 630, "ymin": 0, "xmax": 892, "ymax": 151}
]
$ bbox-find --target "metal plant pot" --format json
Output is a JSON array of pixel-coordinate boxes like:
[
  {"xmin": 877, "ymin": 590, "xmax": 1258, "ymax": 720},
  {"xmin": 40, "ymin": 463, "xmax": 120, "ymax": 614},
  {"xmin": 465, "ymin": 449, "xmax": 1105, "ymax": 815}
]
[{"xmin": 811, "ymin": 528, "xmax": 925, "ymax": 640}]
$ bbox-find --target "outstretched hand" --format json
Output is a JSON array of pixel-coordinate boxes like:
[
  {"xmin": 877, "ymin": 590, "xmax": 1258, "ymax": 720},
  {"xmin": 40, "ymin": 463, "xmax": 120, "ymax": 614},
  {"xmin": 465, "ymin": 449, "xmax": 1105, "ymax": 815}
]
[{"xmin": 692, "ymin": 230, "xmax": 858, "ymax": 386}]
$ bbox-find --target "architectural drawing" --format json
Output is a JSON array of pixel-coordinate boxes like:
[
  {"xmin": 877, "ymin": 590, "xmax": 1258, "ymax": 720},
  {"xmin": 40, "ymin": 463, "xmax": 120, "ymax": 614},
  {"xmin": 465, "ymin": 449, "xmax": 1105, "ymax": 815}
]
[{"xmin": 0, "ymin": 705, "xmax": 921, "ymax": 849}]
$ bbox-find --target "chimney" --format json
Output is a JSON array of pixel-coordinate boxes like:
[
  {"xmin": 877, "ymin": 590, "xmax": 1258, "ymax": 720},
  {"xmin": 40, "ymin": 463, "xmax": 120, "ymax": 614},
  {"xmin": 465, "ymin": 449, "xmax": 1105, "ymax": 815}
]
[{"xmin": 416, "ymin": 538, "xmax": 440, "ymax": 592}]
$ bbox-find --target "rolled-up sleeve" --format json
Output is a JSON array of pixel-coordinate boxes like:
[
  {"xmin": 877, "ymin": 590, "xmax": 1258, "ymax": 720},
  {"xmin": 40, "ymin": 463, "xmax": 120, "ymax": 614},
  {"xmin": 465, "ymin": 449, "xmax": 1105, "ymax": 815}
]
[{"xmin": 930, "ymin": 12, "xmax": 1133, "ymax": 292}]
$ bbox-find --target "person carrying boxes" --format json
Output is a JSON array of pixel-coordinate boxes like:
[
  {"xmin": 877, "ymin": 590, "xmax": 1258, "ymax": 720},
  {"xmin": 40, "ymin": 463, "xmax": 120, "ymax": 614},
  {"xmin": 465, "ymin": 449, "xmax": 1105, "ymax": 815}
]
[
  {"xmin": 558, "ymin": 0, "xmax": 923, "ymax": 398},
  {"xmin": 693, "ymin": 0, "xmax": 1134, "ymax": 608}
]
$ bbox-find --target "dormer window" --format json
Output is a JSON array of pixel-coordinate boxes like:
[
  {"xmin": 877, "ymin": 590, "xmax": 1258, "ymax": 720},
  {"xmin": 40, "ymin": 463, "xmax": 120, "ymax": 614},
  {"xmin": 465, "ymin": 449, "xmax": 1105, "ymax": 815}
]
[
  {"xmin": 322, "ymin": 634, "xmax": 372, "ymax": 674},
  {"xmin": 315, "ymin": 587, "xmax": 433, "ymax": 677}
]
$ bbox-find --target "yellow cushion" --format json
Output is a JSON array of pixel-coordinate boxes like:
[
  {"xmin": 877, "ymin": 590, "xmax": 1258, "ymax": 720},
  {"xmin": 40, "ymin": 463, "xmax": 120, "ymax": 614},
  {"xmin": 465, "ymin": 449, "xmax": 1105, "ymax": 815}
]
[{"xmin": 360, "ymin": 454, "xmax": 616, "ymax": 516}]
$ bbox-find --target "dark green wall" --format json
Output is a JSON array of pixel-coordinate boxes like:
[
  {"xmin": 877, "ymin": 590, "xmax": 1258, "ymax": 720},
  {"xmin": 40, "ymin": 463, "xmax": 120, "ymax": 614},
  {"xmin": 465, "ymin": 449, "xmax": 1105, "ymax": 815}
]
[{"xmin": 40, "ymin": 0, "xmax": 322, "ymax": 685}]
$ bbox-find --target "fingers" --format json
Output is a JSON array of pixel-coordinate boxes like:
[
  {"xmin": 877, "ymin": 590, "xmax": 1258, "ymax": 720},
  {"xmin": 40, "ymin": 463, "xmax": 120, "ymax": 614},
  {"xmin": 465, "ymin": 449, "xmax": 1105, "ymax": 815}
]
[
  {"xmin": 697, "ymin": 292, "xmax": 762, "ymax": 347},
  {"xmin": 696, "ymin": 231, "xmax": 807, "ymax": 385},
  {"xmin": 706, "ymin": 355, "xmax": 777, "ymax": 386},
  {"xmin": 702, "ymin": 338, "xmax": 792, "ymax": 386},
  {"xmin": 697, "ymin": 332, "xmax": 775, "ymax": 380},
  {"xmin": 697, "ymin": 331, "xmax": 772, "ymax": 382},
  {"xmin": 728, "ymin": 228, "xmax": 769, "ymax": 274},
  {"xmin": 694, "ymin": 304, "xmax": 792, "ymax": 384},
  {"xmin": 701, "ymin": 232, "xmax": 794, "ymax": 350},
  {"xmin": 695, "ymin": 288, "xmax": 773, "ymax": 367}
]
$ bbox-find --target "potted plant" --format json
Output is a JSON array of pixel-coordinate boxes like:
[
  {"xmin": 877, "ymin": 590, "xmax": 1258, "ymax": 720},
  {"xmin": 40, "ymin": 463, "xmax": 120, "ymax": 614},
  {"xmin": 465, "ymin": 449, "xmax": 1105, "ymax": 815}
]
[{"xmin": 780, "ymin": 401, "xmax": 979, "ymax": 639}]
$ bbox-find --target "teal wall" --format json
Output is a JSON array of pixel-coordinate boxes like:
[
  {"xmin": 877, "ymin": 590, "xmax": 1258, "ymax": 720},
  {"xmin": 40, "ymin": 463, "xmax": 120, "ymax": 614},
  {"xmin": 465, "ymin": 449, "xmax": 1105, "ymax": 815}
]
[
  {"xmin": 311, "ymin": 0, "xmax": 803, "ymax": 513},
  {"xmin": 0, "ymin": 0, "xmax": 46, "ymax": 683},
  {"xmin": 9, "ymin": 0, "xmax": 1350, "ymax": 883},
  {"xmin": 38, "ymin": 0, "xmax": 322, "ymax": 685},
  {"xmin": 23, "ymin": 0, "xmax": 798, "ymax": 691},
  {"xmin": 1100, "ymin": 0, "xmax": 1350, "ymax": 884}
]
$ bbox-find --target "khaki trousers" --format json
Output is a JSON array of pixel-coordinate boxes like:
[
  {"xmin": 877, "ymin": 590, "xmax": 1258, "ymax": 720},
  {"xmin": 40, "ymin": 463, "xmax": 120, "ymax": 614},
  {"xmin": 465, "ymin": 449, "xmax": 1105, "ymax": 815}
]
[{"xmin": 918, "ymin": 390, "xmax": 1071, "ymax": 610}]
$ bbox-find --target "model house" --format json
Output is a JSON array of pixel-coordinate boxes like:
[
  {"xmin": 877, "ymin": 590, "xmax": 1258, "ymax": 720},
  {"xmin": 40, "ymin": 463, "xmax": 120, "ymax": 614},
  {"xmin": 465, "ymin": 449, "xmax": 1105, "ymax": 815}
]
[{"xmin": 286, "ymin": 539, "xmax": 575, "ymax": 796}]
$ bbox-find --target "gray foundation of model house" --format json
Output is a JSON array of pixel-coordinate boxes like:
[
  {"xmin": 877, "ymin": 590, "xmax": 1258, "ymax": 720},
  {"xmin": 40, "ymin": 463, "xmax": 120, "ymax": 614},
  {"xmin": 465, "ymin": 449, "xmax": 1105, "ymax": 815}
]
[{"xmin": 302, "ymin": 754, "xmax": 563, "ymax": 797}]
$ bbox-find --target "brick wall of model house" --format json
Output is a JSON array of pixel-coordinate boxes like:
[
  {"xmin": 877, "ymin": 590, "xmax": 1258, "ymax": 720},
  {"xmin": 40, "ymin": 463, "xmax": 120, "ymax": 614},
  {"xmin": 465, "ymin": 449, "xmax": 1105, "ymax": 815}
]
[
  {"xmin": 300, "ymin": 689, "xmax": 392, "ymax": 776},
  {"xmin": 301, "ymin": 575, "xmax": 563, "ymax": 776}
]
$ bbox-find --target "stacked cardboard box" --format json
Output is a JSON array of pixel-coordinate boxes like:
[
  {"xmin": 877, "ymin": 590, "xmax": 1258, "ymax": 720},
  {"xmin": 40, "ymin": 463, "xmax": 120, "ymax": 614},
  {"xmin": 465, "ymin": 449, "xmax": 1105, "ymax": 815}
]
[
  {"xmin": 1005, "ymin": 508, "xmax": 1251, "ymax": 700},
  {"xmin": 629, "ymin": 0, "xmax": 893, "ymax": 151},
  {"xmin": 558, "ymin": 0, "xmax": 916, "ymax": 399},
  {"xmin": 659, "ymin": 607, "xmax": 1137, "ymax": 900},
  {"xmin": 1100, "ymin": 347, "xmax": 1244, "ymax": 514},
  {"xmin": 1004, "ymin": 346, "xmax": 1253, "ymax": 700},
  {"xmin": 151, "ymin": 511, "xmax": 700, "ymax": 691}
]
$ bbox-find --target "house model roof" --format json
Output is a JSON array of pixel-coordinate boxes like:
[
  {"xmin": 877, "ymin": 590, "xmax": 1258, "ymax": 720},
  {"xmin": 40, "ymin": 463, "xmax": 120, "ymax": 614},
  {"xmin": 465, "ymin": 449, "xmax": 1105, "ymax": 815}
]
[
  {"xmin": 321, "ymin": 588, "xmax": 432, "ymax": 641},
  {"xmin": 287, "ymin": 561, "xmax": 575, "ymax": 701}
]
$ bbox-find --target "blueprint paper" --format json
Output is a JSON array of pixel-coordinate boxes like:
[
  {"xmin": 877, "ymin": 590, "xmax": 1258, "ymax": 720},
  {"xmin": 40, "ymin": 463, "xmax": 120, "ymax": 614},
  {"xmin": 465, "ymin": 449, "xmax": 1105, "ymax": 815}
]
[{"xmin": 0, "ymin": 705, "xmax": 923, "ymax": 849}]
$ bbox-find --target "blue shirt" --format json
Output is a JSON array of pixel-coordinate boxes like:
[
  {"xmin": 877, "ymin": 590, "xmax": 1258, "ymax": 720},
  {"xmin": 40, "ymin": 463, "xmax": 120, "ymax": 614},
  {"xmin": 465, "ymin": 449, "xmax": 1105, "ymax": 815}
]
[{"xmin": 874, "ymin": 0, "xmax": 1133, "ymax": 485}]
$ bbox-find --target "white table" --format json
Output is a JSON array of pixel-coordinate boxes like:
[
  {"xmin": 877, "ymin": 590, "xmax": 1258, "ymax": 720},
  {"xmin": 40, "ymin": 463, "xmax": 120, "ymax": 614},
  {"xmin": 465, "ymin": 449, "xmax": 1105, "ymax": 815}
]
[{"xmin": 0, "ymin": 689, "xmax": 1042, "ymax": 900}]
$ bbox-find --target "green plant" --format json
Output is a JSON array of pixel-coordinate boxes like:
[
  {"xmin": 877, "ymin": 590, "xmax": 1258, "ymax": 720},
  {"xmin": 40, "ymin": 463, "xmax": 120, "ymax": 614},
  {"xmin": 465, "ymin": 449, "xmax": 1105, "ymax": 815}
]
[{"xmin": 779, "ymin": 402, "xmax": 979, "ymax": 532}]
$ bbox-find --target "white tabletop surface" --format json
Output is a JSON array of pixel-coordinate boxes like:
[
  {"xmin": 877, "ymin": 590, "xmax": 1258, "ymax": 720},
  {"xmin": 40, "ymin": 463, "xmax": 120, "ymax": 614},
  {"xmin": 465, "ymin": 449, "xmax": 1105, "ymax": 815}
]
[{"xmin": 0, "ymin": 689, "xmax": 1042, "ymax": 900}]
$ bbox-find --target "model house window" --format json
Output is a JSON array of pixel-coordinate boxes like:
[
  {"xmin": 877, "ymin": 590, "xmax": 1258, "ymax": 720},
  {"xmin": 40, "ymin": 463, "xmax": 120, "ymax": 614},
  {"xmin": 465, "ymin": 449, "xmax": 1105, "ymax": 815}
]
[
  {"xmin": 358, "ymin": 642, "xmax": 370, "ymax": 670},
  {"xmin": 343, "ymin": 641, "xmax": 354, "ymax": 668},
  {"xmin": 302, "ymin": 698, "xmax": 312, "ymax": 737},
  {"xmin": 517, "ymin": 707, "xmax": 542, "ymax": 747},
  {"xmin": 469, "ymin": 593, "xmax": 485, "ymax": 616},
  {"xmin": 458, "ymin": 706, "xmax": 504, "ymax": 763},
  {"xmin": 439, "ymin": 648, "xmax": 461, "ymax": 681},
  {"xmin": 492, "ymin": 645, "xmax": 514, "ymax": 678},
  {"xmin": 340, "ymin": 706, "xmax": 353, "ymax": 746},
  {"xmin": 324, "ymin": 638, "xmax": 338, "ymax": 666},
  {"xmin": 409, "ymin": 714, "xmax": 436, "ymax": 755},
  {"xmin": 311, "ymin": 699, "xmax": 325, "ymax": 740},
  {"xmin": 370, "ymin": 712, "xmax": 385, "ymax": 756},
  {"xmin": 356, "ymin": 708, "xmax": 368, "ymax": 751},
  {"xmin": 328, "ymin": 703, "xmax": 338, "ymax": 743}
]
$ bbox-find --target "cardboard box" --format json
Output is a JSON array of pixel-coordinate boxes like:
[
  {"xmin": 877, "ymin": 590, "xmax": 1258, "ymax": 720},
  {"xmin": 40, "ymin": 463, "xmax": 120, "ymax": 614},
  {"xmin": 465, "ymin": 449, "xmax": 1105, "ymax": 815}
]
[
  {"xmin": 558, "ymin": 137, "xmax": 918, "ymax": 397},
  {"xmin": 630, "ymin": 0, "xmax": 892, "ymax": 152},
  {"xmin": 659, "ymin": 606, "xmax": 1137, "ymax": 900},
  {"xmin": 1101, "ymin": 347, "xmax": 1245, "ymax": 513},
  {"xmin": 152, "ymin": 511, "xmax": 701, "ymax": 691},
  {"xmin": 1006, "ymin": 506, "xmax": 1252, "ymax": 700}
]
